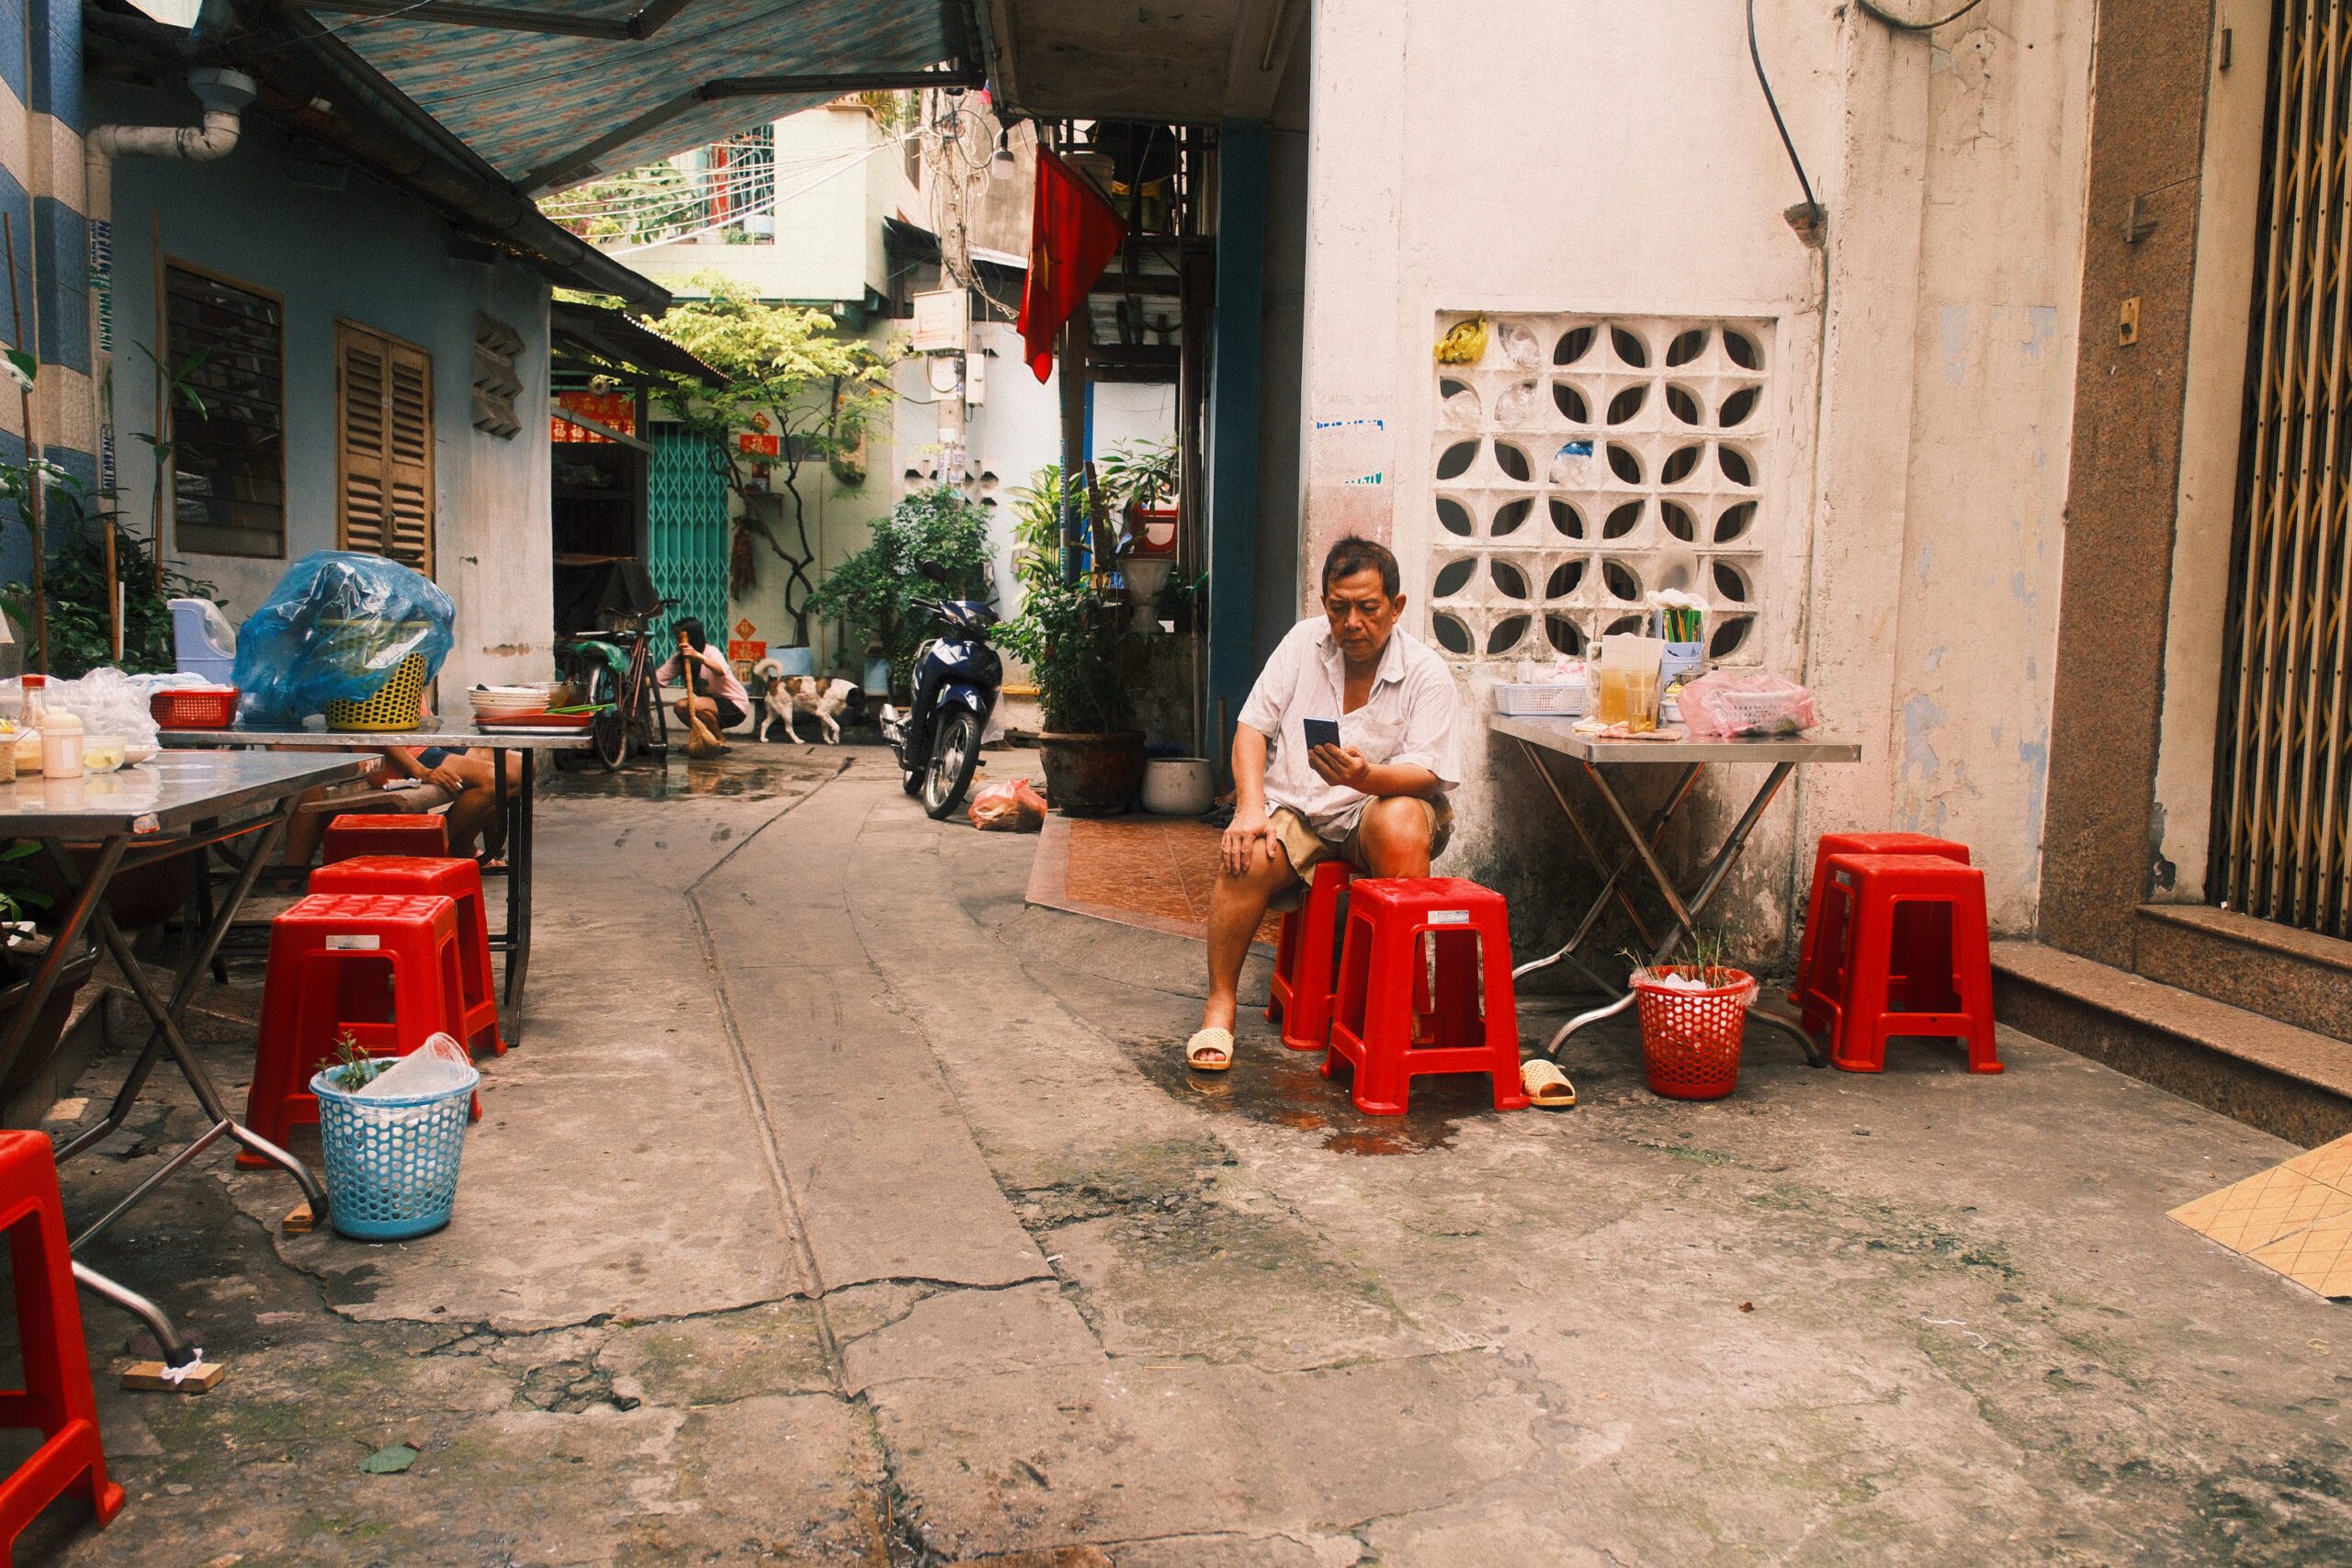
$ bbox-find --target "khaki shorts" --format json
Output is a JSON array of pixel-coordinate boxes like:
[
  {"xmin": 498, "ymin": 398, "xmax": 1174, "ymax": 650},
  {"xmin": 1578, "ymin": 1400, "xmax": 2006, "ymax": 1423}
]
[{"xmin": 1264, "ymin": 797, "xmax": 1455, "ymax": 911}]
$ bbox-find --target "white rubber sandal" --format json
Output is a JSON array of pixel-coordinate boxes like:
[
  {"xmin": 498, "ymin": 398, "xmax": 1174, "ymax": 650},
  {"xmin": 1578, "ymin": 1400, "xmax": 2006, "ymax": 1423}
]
[
  {"xmin": 1185, "ymin": 1027, "xmax": 1236, "ymax": 1073},
  {"xmin": 1522, "ymin": 1059, "xmax": 1577, "ymax": 1109}
]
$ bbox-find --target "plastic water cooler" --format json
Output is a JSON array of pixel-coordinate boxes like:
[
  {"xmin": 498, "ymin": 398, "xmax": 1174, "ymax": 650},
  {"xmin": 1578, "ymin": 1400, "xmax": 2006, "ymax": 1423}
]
[{"xmin": 168, "ymin": 598, "xmax": 237, "ymax": 685}]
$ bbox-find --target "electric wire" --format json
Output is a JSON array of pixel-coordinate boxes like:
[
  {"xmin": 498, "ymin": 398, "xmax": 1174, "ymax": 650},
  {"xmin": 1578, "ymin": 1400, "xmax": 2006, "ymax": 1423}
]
[
  {"xmin": 540, "ymin": 130, "xmax": 917, "ymax": 237},
  {"xmin": 1854, "ymin": 0, "xmax": 1992, "ymax": 31},
  {"xmin": 1745, "ymin": 0, "xmax": 1819, "ymax": 219},
  {"xmin": 611, "ymin": 130, "xmax": 902, "ymax": 253}
]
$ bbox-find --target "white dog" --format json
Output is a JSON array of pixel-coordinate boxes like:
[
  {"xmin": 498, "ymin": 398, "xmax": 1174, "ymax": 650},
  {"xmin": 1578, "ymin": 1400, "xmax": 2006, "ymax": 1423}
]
[{"xmin": 752, "ymin": 662, "xmax": 860, "ymax": 744}]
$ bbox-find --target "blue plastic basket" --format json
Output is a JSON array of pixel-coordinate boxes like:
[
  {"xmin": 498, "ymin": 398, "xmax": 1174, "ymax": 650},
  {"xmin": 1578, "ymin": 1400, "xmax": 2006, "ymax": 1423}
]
[{"xmin": 310, "ymin": 1065, "xmax": 480, "ymax": 1241}]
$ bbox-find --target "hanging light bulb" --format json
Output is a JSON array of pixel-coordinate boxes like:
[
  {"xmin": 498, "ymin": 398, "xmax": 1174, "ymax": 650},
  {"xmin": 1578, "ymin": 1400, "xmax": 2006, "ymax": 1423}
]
[{"xmin": 989, "ymin": 130, "xmax": 1016, "ymax": 182}]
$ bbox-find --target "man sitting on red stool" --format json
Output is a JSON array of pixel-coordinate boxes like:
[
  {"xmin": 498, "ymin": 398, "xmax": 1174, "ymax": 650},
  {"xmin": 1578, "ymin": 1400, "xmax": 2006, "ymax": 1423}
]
[{"xmin": 1185, "ymin": 536, "xmax": 1461, "ymax": 1072}]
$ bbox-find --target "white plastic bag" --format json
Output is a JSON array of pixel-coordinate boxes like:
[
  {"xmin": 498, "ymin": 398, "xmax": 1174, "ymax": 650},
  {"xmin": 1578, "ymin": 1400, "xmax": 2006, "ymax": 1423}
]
[
  {"xmin": 42, "ymin": 668, "xmax": 162, "ymax": 753},
  {"xmin": 356, "ymin": 1032, "xmax": 475, "ymax": 1099}
]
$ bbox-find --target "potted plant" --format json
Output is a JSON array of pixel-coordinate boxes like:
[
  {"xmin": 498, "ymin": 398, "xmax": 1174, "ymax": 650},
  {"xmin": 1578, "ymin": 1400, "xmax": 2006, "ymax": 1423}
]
[
  {"xmin": 1001, "ymin": 570, "xmax": 1144, "ymax": 815},
  {"xmin": 1626, "ymin": 934, "xmax": 1757, "ymax": 1100},
  {"xmin": 0, "ymin": 841, "xmax": 98, "ymax": 1097},
  {"xmin": 807, "ymin": 485, "xmax": 991, "ymax": 699}
]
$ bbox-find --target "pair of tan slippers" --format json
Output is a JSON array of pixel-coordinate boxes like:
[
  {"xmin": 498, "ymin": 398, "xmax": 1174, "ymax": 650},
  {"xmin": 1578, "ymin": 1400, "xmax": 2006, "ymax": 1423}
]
[{"xmin": 1181, "ymin": 1028, "xmax": 1577, "ymax": 1110}]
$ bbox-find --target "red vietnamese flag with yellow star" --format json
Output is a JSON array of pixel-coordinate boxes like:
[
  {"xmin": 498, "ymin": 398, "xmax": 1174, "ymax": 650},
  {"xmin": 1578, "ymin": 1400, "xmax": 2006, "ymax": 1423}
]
[{"xmin": 1019, "ymin": 150, "xmax": 1127, "ymax": 381}]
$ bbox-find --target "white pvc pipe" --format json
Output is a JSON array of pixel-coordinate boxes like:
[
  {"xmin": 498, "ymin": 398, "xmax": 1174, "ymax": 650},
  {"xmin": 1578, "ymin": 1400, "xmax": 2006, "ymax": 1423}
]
[{"xmin": 84, "ymin": 68, "xmax": 255, "ymax": 511}]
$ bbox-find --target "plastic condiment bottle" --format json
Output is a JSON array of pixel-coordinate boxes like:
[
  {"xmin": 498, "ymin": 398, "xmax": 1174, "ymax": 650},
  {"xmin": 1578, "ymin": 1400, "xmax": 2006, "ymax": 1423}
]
[
  {"xmin": 40, "ymin": 708, "xmax": 83, "ymax": 779},
  {"xmin": 13, "ymin": 674, "xmax": 44, "ymax": 776}
]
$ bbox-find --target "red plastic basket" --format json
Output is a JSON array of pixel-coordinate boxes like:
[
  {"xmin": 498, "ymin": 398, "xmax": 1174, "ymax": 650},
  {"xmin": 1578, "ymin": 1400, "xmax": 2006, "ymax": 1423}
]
[
  {"xmin": 1631, "ymin": 966, "xmax": 1758, "ymax": 1100},
  {"xmin": 149, "ymin": 687, "xmax": 239, "ymax": 729}
]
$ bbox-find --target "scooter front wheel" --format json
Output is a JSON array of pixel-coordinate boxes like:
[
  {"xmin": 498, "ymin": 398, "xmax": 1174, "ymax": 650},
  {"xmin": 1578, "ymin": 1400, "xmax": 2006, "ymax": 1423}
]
[{"xmin": 922, "ymin": 710, "xmax": 983, "ymax": 819}]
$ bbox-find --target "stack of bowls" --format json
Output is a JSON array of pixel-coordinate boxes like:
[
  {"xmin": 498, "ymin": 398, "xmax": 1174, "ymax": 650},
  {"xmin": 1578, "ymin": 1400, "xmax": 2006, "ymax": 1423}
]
[{"xmin": 469, "ymin": 684, "xmax": 554, "ymax": 726}]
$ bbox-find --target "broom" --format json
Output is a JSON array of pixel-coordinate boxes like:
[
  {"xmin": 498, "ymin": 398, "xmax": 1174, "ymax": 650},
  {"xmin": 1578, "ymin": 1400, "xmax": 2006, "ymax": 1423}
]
[{"xmin": 679, "ymin": 634, "xmax": 729, "ymax": 760}]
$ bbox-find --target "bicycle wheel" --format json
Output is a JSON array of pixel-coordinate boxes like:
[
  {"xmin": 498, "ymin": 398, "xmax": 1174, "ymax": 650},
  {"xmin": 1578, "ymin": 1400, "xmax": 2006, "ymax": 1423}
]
[
  {"xmin": 922, "ymin": 710, "xmax": 982, "ymax": 820},
  {"xmin": 586, "ymin": 663, "xmax": 628, "ymax": 771}
]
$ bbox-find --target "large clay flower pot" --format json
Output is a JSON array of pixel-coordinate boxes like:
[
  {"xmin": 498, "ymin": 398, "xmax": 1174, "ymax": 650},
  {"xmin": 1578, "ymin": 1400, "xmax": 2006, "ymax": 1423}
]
[
  {"xmin": 0, "ymin": 942, "xmax": 99, "ymax": 1098},
  {"xmin": 33, "ymin": 845, "xmax": 192, "ymax": 931},
  {"xmin": 1036, "ymin": 731, "xmax": 1146, "ymax": 818}
]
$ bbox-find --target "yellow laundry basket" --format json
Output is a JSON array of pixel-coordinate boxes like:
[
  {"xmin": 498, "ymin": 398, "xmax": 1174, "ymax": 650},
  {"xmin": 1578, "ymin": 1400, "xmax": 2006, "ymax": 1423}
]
[{"xmin": 323, "ymin": 650, "xmax": 428, "ymax": 733}]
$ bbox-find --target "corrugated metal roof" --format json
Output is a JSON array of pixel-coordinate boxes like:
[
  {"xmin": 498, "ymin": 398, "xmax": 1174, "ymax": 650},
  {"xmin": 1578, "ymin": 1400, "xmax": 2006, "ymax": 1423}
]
[
  {"xmin": 315, "ymin": 0, "xmax": 979, "ymax": 192},
  {"xmin": 551, "ymin": 299, "xmax": 728, "ymax": 384}
]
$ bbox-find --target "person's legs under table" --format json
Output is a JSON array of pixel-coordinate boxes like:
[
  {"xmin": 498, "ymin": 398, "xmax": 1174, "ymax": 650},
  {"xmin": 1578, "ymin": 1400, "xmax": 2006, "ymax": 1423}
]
[{"xmin": 444, "ymin": 750, "xmax": 525, "ymax": 860}]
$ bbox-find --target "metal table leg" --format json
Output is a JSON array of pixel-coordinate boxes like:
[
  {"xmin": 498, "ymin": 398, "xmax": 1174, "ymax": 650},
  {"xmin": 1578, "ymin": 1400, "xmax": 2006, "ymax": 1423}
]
[
  {"xmin": 1510, "ymin": 745, "xmax": 1702, "ymax": 989},
  {"xmin": 43, "ymin": 816, "xmax": 329, "ymax": 1212},
  {"xmin": 0, "ymin": 840, "xmax": 125, "ymax": 1089},
  {"xmin": 503, "ymin": 748, "xmax": 535, "ymax": 1013},
  {"xmin": 1540, "ymin": 760, "xmax": 1826, "ymax": 1067},
  {"xmin": 73, "ymin": 1261, "xmax": 200, "ymax": 1370}
]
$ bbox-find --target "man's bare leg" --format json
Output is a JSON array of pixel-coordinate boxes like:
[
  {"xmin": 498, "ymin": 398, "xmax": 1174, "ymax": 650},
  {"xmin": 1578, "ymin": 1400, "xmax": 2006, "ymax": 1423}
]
[
  {"xmin": 1356, "ymin": 796, "xmax": 1434, "ymax": 878},
  {"xmin": 1198, "ymin": 835, "xmax": 1297, "ymax": 1052},
  {"xmin": 442, "ymin": 751, "xmax": 522, "ymax": 858}
]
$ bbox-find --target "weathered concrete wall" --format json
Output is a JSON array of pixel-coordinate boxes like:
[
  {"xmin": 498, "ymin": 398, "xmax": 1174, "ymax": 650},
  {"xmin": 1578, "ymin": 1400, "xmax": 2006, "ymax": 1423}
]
[
  {"xmin": 101, "ymin": 85, "xmax": 556, "ymax": 695},
  {"xmin": 1290, "ymin": 0, "xmax": 2091, "ymax": 955}
]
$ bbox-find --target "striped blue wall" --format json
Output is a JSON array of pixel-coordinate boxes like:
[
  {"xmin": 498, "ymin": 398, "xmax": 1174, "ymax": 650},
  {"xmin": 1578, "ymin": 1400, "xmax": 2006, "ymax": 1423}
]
[{"xmin": 0, "ymin": 0, "xmax": 99, "ymax": 591}]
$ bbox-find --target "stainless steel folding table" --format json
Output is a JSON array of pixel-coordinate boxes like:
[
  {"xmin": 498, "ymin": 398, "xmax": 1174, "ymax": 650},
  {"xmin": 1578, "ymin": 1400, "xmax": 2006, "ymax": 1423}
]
[
  {"xmin": 1489, "ymin": 715, "xmax": 1861, "ymax": 1065},
  {"xmin": 160, "ymin": 723, "xmax": 591, "ymax": 1013},
  {"xmin": 0, "ymin": 750, "xmax": 370, "ymax": 1370}
]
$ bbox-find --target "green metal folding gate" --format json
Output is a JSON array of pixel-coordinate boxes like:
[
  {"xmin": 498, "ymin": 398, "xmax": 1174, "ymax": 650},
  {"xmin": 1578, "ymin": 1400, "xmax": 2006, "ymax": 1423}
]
[{"xmin": 647, "ymin": 425, "xmax": 731, "ymax": 638}]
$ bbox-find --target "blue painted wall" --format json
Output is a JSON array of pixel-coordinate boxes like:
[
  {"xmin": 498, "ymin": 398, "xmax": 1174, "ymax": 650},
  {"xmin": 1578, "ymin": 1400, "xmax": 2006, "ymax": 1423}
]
[
  {"xmin": 95, "ymin": 80, "xmax": 559, "ymax": 689},
  {"xmin": 1206, "ymin": 119, "xmax": 1269, "ymax": 744},
  {"xmin": 0, "ymin": 0, "xmax": 97, "ymax": 592}
]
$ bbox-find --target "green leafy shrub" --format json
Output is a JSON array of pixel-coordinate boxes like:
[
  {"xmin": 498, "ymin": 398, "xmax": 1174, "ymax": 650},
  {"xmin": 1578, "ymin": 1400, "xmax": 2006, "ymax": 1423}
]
[
  {"xmin": 806, "ymin": 485, "xmax": 991, "ymax": 691},
  {"xmin": 4, "ymin": 502, "xmax": 221, "ymax": 678},
  {"xmin": 999, "ymin": 571, "xmax": 1136, "ymax": 735}
]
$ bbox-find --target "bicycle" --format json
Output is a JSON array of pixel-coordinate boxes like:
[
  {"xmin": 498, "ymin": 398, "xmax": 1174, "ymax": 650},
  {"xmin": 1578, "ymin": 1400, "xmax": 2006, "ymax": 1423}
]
[{"xmin": 556, "ymin": 597, "xmax": 674, "ymax": 771}]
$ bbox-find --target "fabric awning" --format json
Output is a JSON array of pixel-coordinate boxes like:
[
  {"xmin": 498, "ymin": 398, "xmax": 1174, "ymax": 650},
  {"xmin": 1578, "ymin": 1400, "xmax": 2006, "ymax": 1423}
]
[{"xmin": 300, "ymin": 0, "xmax": 986, "ymax": 194}]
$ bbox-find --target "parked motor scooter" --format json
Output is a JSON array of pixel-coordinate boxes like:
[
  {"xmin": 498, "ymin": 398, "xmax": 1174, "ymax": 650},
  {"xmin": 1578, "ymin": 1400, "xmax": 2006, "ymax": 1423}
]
[{"xmin": 880, "ymin": 598, "xmax": 1003, "ymax": 819}]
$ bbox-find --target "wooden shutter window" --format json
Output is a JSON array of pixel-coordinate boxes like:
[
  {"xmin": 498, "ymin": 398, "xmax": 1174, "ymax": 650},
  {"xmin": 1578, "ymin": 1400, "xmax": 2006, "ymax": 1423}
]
[{"xmin": 336, "ymin": 321, "xmax": 435, "ymax": 574}]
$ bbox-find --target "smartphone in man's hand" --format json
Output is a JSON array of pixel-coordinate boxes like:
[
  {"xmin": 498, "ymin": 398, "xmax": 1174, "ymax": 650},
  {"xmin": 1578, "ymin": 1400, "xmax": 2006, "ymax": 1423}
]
[{"xmin": 1303, "ymin": 717, "xmax": 1342, "ymax": 750}]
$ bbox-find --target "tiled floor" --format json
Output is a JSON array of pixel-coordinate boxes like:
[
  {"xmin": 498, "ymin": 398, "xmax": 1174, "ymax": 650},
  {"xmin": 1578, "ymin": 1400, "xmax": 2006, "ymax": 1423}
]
[{"xmin": 1028, "ymin": 814, "xmax": 1284, "ymax": 949}]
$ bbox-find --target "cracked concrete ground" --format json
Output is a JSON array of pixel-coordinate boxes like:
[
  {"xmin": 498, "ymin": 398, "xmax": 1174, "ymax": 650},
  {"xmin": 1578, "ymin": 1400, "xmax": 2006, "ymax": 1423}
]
[{"xmin": 14, "ymin": 745, "xmax": 2352, "ymax": 1564}]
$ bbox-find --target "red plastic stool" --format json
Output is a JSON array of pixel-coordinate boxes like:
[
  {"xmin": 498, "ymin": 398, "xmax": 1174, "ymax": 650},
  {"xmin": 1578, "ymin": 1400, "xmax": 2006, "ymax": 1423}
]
[
  {"xmin": 1267, "ymin": 862, "xmax": 1352, "ymax": 1051},
  {"xmin": 1792, "ymin": 832, "xmax": 1970, "ymax": 1005},
  {"xmin": 1799, "ymin": 853, "xmax": 2002, "ymax": 1075},
  {"xmin": 243, "ymin": 893, "xmax": 478, "ymax": 1167},
  {"xmin": 1325, "ymin": 878, "xmax": 1531, "ymax": 1116},
  {"xmin": 311, "ymin": 856, "xmax": 504, "ymax": 1056},
  {"xmin": 0, "ymin": 1133, "xmax": 122, "ymax": 1555},
  {"xmin": 321, "ymin": 813, "xmax": 449, "ymax": 865}
]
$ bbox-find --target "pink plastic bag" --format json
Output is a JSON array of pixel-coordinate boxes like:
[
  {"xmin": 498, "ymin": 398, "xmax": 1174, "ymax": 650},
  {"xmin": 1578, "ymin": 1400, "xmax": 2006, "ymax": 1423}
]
[
  {"xmin": 969, "ymin": 778, "xmax": 1048, "ymax": 832},
  {"xmin": 1679, "ymin": 671, "xmax": 1820, "ymax": 738}
]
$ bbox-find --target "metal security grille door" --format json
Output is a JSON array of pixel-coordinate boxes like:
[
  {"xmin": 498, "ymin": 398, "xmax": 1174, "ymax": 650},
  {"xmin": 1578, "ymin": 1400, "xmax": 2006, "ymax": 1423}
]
[
  {"xmin": 647, "ymin": 425, "xmax": 730, "ymax": 637},
  {"xmin": 2214, "ymin": 0, "xmax": 2352, "ymax": 937}
]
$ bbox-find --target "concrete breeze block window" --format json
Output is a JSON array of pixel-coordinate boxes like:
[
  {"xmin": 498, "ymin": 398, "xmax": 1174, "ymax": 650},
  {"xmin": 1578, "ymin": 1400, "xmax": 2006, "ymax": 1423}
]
[{"xmin": 1427, "ymin": 312, "xmax": 1771, "ymax": 665}]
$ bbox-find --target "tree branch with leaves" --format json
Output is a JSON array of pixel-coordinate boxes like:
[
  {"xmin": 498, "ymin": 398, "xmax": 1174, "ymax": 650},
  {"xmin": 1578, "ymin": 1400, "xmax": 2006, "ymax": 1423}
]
[{"xmin": 645, "ymin": 277, "xmax": 896, "ymax": 647}]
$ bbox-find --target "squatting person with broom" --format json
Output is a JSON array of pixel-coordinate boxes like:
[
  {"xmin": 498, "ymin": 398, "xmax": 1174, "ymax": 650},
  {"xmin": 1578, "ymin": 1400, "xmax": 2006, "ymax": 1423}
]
[{"xmin": 657, "ymin": 616, "xmax": 748, "ymax": 757}]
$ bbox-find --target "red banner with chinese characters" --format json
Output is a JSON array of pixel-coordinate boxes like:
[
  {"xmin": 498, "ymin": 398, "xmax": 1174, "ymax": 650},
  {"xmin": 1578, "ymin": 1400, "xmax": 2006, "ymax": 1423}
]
[{"xmin": 552, "ymin": 391, "xmax": 637, "ymax": 445}]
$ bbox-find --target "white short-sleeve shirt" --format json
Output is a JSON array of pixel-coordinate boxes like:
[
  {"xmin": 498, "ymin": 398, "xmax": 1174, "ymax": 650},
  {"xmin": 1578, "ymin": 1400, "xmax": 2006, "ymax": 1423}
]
[{"xmin": 1236, "ymin": 618, "xmax": 1463, "ymax": 839}]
